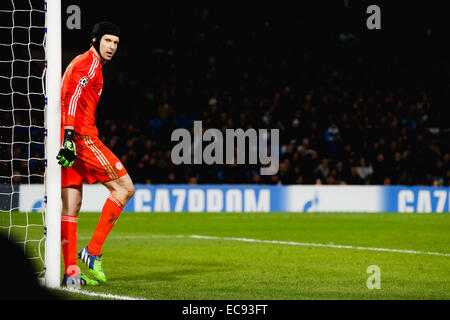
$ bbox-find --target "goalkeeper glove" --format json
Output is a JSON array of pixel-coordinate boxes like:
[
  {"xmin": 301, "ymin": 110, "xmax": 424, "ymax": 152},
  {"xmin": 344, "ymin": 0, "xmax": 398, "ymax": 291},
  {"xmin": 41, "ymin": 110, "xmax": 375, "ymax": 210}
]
[{"xmin": 57, "ymin": 129, "xmax": 77, "ymax": 168}]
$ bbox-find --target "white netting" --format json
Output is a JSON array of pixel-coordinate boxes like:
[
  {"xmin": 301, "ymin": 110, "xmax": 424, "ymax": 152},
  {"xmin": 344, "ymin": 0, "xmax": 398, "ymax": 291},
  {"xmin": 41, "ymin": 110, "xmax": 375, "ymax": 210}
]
[{"xmin": 0, "ymin": 0, "xmax": 47, "ymax": 276}]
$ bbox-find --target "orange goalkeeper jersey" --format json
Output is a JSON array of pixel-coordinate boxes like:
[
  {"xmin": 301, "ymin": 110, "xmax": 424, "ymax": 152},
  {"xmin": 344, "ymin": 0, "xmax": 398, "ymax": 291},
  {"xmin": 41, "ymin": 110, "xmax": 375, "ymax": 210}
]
[{"xmin": 61, "ymin": 49, "xmax": 103, "ymax": 137}]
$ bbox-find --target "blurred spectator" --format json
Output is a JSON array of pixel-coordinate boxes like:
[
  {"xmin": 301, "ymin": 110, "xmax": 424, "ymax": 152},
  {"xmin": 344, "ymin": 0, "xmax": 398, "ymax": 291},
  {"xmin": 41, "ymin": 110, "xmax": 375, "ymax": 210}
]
[{"xmin": 0, "ymin": 233, "xmax": 59, "ymax": 300}]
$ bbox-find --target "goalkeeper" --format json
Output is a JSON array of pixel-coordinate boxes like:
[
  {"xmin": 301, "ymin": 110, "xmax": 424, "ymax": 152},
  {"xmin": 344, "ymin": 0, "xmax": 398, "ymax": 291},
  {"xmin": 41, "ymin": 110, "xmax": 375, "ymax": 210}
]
[{"xmin": 57, "ymin": 22, "xmax": 135, "ymax": 286}]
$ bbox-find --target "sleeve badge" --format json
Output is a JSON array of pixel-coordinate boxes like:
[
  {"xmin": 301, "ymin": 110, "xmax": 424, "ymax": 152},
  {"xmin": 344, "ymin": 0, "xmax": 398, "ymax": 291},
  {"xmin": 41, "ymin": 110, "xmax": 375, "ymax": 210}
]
[{"xmin": 79, "ymin": 76, "xmax": 89, "ymax": 87}]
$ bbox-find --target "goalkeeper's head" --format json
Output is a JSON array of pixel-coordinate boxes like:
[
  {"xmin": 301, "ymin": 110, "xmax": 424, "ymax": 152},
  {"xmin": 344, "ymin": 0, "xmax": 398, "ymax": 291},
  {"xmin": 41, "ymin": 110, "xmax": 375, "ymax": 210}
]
[{"xmin": 90, "ymin": 21, "xmax": 120, "ymax": 62}]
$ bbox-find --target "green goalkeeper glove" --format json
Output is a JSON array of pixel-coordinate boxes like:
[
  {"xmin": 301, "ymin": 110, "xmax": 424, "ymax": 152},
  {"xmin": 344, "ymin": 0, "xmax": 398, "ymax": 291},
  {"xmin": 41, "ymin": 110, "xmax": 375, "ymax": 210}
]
[{"xmin": 57, "ymin": 129, "xmax": 77, "ymax": 168}]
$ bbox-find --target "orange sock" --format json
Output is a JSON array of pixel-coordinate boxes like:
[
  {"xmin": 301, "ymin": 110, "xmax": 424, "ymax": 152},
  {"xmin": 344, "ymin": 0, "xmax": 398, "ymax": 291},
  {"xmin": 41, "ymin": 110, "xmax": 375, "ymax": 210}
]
[
  {"xmin": 88, "ymin": 194, "xmax": 124, "ymax": 255},
  {"xmin": 61, "ymin": 215, "xmax": 78, "ymax": 276}
]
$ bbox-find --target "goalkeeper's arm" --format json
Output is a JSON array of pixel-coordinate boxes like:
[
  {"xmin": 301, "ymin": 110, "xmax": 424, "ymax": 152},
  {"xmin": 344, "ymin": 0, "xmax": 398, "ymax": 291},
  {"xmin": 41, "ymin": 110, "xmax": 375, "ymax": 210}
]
[{"xmin": 57, "ymin": 126, "xmax": 77, "ymax": 168}]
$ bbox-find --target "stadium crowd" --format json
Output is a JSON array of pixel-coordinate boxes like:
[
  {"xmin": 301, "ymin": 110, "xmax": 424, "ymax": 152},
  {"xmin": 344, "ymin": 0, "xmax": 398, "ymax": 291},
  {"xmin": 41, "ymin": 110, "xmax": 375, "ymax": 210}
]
[
  {"xmin": 95, "ymin": 73, "xmax": 449, "ymax": 186},
  {"xmin": 2, "ymin": 5, "xmax": 449, "ymax": 186},
  {"xmin": 93, "ymin": 7, "xmax": 449, "ymax": 186}
]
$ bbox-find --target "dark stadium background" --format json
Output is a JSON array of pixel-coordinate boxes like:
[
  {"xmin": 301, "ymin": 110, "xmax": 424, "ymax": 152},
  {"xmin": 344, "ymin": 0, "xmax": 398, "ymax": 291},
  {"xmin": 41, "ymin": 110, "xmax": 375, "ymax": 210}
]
[{"xmin": 58, "ymin": 1, "xmax": 449, "ymax": 186}]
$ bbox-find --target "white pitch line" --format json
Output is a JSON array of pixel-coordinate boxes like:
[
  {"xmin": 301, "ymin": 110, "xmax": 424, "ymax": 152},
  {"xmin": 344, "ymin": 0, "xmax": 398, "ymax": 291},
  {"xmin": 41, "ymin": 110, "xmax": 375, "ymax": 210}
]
[
  {"xmin": 79, "ymin": 234, "xmax": 450, "ymax": 257},
  {"xmin": 64, "ymin": 234, "xmax": 448, "ymax": 299},
  {"xmin": 147, "ymin": 234, "xmax": 450, "ymax": 257},
  {"xmin": 57, "ymin": 287, "xmax": 148, "ymax": 300}
]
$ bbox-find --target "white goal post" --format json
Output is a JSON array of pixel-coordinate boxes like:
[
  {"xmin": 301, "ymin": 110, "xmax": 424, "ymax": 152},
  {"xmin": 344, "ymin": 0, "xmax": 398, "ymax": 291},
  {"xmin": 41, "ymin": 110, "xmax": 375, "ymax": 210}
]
[{"xmin": 44, "ymin": 0, "xmax": 62, "ymax": 289}]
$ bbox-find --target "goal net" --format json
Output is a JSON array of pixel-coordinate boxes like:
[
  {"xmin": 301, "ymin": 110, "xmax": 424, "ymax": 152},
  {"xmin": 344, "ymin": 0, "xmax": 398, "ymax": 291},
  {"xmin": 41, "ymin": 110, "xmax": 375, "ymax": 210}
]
[{"xmin": 0, "ymin": 0, "xmax": 61, "ymax": 288}]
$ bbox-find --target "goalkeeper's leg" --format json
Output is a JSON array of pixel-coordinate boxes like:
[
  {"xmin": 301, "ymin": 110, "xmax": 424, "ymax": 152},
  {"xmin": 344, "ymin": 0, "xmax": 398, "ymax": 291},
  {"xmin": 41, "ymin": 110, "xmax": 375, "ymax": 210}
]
[
  {"xmin": 74, "ymin": 137, "xmax": 134, "ymax": 283},
  {"xmin": 61, "ymin": 185, "xmax": 98, "ymax": 286},
  {"xmin": 79, "ymin": 174, "xmax": 135, "ymax": 283}
]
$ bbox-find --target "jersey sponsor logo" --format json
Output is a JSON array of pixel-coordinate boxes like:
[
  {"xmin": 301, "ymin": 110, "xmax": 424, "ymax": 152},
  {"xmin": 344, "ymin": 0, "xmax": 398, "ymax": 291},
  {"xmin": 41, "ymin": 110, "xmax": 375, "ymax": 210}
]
[{"xmin": 79, "ymin": 76, "xmax": 89, "ymax": 87}]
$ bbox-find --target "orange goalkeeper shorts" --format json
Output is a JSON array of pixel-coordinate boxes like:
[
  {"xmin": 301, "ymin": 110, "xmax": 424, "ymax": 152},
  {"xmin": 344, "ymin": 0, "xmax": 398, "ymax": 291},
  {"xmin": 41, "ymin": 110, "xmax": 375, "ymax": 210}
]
[{"xmin": 61, "ymin": 135, "xmax": 128, "ymax": 188}]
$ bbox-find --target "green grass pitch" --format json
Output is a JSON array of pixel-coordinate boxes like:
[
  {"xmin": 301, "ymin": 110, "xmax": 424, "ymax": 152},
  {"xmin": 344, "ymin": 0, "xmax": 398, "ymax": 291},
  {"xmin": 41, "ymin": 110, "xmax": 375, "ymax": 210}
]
[{"xmin": 4, "ymin": 211, "xmax": 450, "ymax": 299}]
